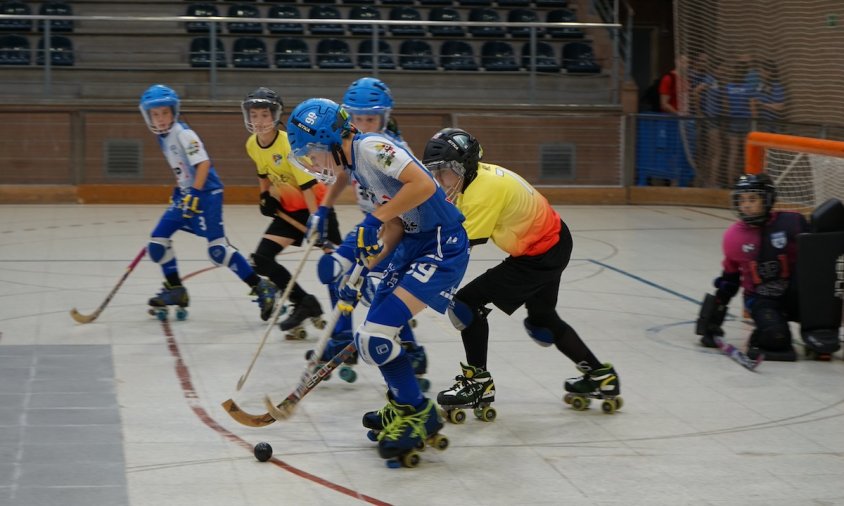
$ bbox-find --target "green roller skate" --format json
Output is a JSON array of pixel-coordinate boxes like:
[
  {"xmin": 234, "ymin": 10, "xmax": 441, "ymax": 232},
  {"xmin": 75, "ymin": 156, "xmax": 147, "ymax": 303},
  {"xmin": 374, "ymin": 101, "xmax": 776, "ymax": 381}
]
[
  {"xmin": 563, "ymin": 363, "xmax": 623, "ymax": 414},
  {"xmin": 436, "ymin": 363, "xmax": 496, "ymax": 424}
]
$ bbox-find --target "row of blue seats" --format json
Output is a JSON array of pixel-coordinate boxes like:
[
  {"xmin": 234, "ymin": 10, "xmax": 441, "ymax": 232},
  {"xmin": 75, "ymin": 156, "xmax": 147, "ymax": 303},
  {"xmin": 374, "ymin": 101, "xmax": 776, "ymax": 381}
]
[
  {"xmin": 186, "ymin": 3, "xmax": 583, "ymax": 39},
  {"xmin": 0, "ymin": 1, "xmax": 74, "ymax": 33},
  {"xmin": 190, "ymin": 36, "xmax": 600, "ymax": 73},
  {"xmin": 0, "ymin": 34, "xmax": 74, "ymax": 65},
  {"xmin": 188, "ymin": 1, "xmax": 568, "ymax": 7}
]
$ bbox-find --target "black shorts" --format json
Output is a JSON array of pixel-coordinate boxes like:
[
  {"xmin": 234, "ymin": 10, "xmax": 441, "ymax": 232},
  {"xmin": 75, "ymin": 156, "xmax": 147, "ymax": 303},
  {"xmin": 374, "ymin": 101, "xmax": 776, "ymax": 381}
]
[
  {"xmin": 264, "ymin": 208, "xmax": 342, "ymax": 247},
  {"xmin": 456, "ymin": 220, "xmax": 572, "ymax": 315}
]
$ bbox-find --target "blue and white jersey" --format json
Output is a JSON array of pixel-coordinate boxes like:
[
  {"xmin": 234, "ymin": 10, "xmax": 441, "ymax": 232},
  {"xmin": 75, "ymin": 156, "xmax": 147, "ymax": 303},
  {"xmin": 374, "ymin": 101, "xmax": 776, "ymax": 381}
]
[
  {"xmin": 157, "ymin": 121, "xmax": 224, "ymax": 192},
  {"xmin": 351, "ymin": 130, "xmax": 409, "ymax": 214},
  {"xmin": 349, "ymin": 132, "xmax": 463, "ymax": 234}
]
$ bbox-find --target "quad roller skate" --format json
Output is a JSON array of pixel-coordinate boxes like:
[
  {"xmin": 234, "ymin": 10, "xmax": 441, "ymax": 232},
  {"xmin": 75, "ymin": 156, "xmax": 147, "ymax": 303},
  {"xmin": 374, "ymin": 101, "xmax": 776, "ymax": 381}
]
[
  {"xmin": 250, "ymin": 278, "xmax": 278, "ymax": 322},
  {"xmin": 563, "ymin": 363, "xmax": 623, "ymax": 414},
  {"xmin": 436, "ymin": 363, "xmax": 496, "ymax": 424},
  {"xmin": 147, "ymin": 282, "xmax": 189, "ymax": 321},
  {"xmin": 404, "ymin": 343, "xmax": 430, "ymax": 392},
  {"xmin": 279, "ymin": 294, "xmax": 326, "ymax": 340},
  {"xmin": 366, "ymin": 396, "xmax": 448, "ymax": 469},
  {"xmin": 304, "ymin": 331, "xmax": 358, "ymax": 383}
]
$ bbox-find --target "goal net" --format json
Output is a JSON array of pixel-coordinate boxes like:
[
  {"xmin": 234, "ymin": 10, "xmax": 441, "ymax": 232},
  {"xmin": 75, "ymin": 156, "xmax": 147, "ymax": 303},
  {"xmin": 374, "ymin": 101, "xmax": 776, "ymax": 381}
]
[{"xmin": 745, "ymin": 131, "xmax": 844, "ymax": 213}]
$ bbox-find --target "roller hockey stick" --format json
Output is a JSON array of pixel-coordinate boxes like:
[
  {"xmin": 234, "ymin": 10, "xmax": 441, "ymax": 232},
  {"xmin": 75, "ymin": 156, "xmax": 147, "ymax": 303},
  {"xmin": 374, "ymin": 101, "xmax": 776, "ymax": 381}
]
[
  {"xmin": 714, "ymin": 336, "xmax": 764, "ymax": 371},
  {"xmin": 235, "ymin": 239, "xmax": 318, "ymax": 391},
  {"xmin": 69, "ymin": 247, "xmax": 146, "ymax": 323}
]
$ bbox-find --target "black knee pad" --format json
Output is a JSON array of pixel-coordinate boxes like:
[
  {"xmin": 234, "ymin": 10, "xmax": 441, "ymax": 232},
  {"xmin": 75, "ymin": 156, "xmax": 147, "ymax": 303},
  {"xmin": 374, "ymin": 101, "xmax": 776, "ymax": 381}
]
[{"xmin": 251, "ymin": 239, "xmax": 283, "ymax": 276}]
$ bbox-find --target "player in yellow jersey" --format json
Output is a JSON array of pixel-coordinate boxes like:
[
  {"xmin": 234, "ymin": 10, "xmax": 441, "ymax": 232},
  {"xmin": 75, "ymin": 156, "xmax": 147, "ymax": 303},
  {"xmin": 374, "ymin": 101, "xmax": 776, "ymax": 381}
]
[
  {"xmin": 422, "ymin": 128, "xmax": 623, "ymax": 420},
  {"xmin": 241, "ymin": 87, "xmax": 341, "ymax": 336}
]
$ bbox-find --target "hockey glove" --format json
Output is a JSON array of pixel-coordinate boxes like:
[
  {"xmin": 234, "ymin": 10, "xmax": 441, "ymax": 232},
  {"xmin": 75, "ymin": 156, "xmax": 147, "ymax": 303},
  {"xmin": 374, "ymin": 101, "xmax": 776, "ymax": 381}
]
[
  {"xmin": 259, "ymin": 191, "xmax": 281, "ymax": 218},
  {"xmin": 181, "ymin": 188, "xmax": 203, "ymax": 219},
  {"xmin": 713, "ymin": 271, "xmax": 741, "ymax": 303},
  {"xmin": 336, "ymin": 266, "xmax": 368, "ymax": 314},
  {"xmin": 354, "ymin": 214, "xmax": 383, "ymax": 265},
  {"xmin": 306, "ymin": 206, "xmax": 331, "ymax": 244}
]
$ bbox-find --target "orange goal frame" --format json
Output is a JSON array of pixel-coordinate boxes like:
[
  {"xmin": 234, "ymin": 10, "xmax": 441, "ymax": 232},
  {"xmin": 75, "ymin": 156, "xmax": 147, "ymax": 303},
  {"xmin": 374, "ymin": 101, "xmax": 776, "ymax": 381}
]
[{"xmin": 745, "ymin": 131, "xmax": 844, "ymax": 174}]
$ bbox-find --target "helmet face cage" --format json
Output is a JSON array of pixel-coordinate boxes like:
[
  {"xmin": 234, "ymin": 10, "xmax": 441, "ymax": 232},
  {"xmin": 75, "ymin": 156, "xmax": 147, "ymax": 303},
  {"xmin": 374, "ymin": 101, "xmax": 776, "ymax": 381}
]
[
  {"xmin": 426, "ymin": 159, "xmax": 465, "ymax": 202},
  {"xmin": 242, "ymin": 87, "xmax": 283, "ymax": 135},
  {"xmin": 422, "ymin": 128, "xmax": 482, "ymax": 195},
  {"xmin": 286, "ymin": 98, "xmax": 351, "ymax": 184},
  {"xmin": 731, "ymin": 173, "xmax": 776, "ymax": 225},
  {"xmin": 342, "ymin": 78, "xmax": 394, "ymax": 133},
  {"xmin": 139, "ymin": 84, "xmax": 180, "ymax": 135}
]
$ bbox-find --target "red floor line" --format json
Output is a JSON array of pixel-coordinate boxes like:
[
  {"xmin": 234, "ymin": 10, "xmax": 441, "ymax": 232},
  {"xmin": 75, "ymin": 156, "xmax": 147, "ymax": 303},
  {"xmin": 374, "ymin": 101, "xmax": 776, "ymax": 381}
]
[{"xmin": 159, "ymin": 269, "xmax": 392, "ymax": 506}]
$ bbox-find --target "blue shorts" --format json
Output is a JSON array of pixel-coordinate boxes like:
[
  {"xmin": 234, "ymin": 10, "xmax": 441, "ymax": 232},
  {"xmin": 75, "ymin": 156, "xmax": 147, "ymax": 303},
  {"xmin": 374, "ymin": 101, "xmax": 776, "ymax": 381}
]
[
  {"xmin": 151, "ymin": 187, "xmax": 226, "ymax": 241},
  {"xmin": 373, "ymin": 224, "xmax": 469, "ymax": 314}
]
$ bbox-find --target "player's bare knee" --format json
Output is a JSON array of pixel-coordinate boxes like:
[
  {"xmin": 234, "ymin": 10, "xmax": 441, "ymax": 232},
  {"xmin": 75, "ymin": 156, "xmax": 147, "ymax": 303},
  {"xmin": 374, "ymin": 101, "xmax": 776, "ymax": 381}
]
[
  {"xmin": 353, "ymin": 321, "xmax": 403, "ymax": 366},
  {"xmin": 208, "ymin": 238, "xmax": 235, "ymax": 267},
  {"xmin": 447, "ymin": 298, "xmax": 489, "ymax": 331},
  {"xmin": 148, "ymin": 237, "xmax": 174, "ymax": 265}
]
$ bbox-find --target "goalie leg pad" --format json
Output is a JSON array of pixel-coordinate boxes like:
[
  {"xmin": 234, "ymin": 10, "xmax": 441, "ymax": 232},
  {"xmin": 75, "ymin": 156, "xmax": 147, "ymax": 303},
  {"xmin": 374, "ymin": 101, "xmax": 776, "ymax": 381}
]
[
  {"xmin": 148, "ymin": 237, "xmax": 174, "ymax": 265},
  {"xmin": 208, "ymin": 238, "xmax": 236, "ymax": 267},
  {"xmin": 447, "ymin": 297, "xmax": 489, "ymax": 331},
  {"xmin": 695, "ymin": 293, "xmax": 727, "ymax": 336},
  {"xmin": 354, "ymin": 321, "xmax": 403, "ymax": 366},
  {"xmin": 801, "ymin": 328, "xmax": 841, "ymax": 354},
  {"xmin": 750, "ymin": 305, "xmax": 793, "ymax": 351},
  {"xmin": 523, "ymin": 318, "xmax": 554, "ymax": 347}
]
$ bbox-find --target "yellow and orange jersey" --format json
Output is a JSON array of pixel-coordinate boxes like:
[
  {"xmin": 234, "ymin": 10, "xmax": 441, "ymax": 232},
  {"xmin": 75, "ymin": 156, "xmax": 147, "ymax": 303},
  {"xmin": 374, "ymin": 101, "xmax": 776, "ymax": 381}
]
[
  {"xmin": 245, "ymin": 131, "xmax": 326, "ymax": 212},
  {"xmin": 456, "ymin": 162, "xmax": 561, "ymax": 257}
]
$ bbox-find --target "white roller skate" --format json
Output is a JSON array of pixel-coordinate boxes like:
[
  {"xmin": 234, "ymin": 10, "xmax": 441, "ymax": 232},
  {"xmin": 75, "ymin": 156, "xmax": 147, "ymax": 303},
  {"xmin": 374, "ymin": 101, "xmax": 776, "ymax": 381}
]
[
  {"xmin": 436, "ymin": 363, "xmax": 496, "ymax": 424},
  {"xmin": 147, "ymin": 282, "xmax": 188, "ymax": 321},
  {"xmin": 563, "ymin": 363, "xmax": 623, "ymax": 414},
  {"xmin": 279, "ymin": 294, "xmax": 326, "ymax": 340}
]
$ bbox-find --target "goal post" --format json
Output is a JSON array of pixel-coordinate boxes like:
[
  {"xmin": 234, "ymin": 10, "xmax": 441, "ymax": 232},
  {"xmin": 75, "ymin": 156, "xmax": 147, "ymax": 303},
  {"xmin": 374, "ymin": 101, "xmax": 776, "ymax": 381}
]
[{"xmin": 745, "ymin": 132, "xmax": 844, "ymax": 213}]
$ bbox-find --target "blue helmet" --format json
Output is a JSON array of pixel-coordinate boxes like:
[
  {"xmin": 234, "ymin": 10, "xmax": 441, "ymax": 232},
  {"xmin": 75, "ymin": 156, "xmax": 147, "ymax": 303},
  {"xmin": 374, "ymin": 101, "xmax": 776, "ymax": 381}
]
[
  {"xmin": 286, "ymin": 98, "xmax": 352, "ymax": 184},
  {"xmin": 139, "ymin": 84, "xmax": 180, "ymax": 135},
  {"xmin": 341, "ymin": 77, "xmax": 393, "ymax": 131}
]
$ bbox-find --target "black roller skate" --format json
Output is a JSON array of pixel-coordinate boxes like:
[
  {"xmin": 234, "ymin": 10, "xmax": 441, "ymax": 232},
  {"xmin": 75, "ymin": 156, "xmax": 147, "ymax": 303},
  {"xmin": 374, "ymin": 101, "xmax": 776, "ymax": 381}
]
[
  {"xmin": 279, "ymin": 294, "xmax": 326, "ymax": 340},
  {"xmin": 304, "ymin": 331, "xmax": 358, "ymax": 383},
  {"xmin": 436, "ymin": 363, "xmax": 496, "ymax": 424},
  {"xmin": 147, "ymin": 282, "xmax": 189, "ymax": 321},
  {"xmin": 362, "ymin": 391, "xmax": 399, "ymax": 442},
  {"xmin": 404, "ymin": 343, "xmax": 430, "ymax": 392},
  {"xmin": 563, "ymin": 363, "xmax": 623, "ymax": 414},
  {"xmin": 251, "ymin": 278, "xmax": 278, "ymax": 322},
  {"xmin": 374, "ymin": 397, "xmax": 448, "ymax": 469}
]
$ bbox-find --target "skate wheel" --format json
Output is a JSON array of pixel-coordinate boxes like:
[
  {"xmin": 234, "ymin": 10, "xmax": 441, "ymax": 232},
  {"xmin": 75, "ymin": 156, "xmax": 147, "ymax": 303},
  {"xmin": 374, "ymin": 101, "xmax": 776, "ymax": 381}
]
[
  {"xmin": 614, "ymin": 396, "xmax": 624, "ymax": 410},
  {"xmin": 409, "ymin": 318, "xmax": 417, "ymax": 328},
  {"xmin": 474, "ymin": 406, "xmax": 496, "ymax": 422},
  {"xmin": 601, "ymin": 399, "xmax": 617, "ymax": 414},
  {"xmin": 448, "ymin": 408, "xmax": 466, "ymax": 424},
  {"xmin": 366, "ymin": 430, "xmax": 379, "ymax": 442},
  {"xmin": 417, "ymin": 377, "xmax": 431, "ymax": 392},
  {"xmin": 415, "ymin": 439, "xmax": 426, "ymax": 451},
  {"xmin": 570, "ymin": 396, "xmax": 590, "ymax": 411},
  {"xmin": 339, "ymin": 366, "xmax": 356, "ymax": 383},
  {"xmin": 563, "ymin": 392, "xmax": 574, "ymax": 405},
  {"xmin": 429, "ymin": 434, "xmax": 449, "ymax": 451},
  {"xmin": 175, "ymin": 308, "xmax": 188, "ymax": 321},
  {"xmin": 286, "ymin": 328, "xmax": 307, "ymax": 341},
  {"xmin": 149, "ymin": 308, "xmax": 168, "ymax": 321},
  {"xmin": 312, "ymin": 317, "xmax": 327, "ymax": 330},
  {"xmin": 400, "ymin": 450, "xmax": 420, "ymax": 468}
]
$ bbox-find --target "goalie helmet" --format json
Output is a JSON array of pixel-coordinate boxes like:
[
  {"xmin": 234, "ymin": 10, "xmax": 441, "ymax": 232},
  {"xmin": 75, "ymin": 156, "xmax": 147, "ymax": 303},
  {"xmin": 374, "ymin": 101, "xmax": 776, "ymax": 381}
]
[
  {"xmin": 241, "ymin": 87, "xmax": 284, "ymax": 134},
  {"xmin": 341, "ymin": 77, "xmax": 394, "ymax": 132},
  {"xmin": 732, "ymin": 172, "xmax": 776, "ymax": 226},
  {"xmin": 422, "ymin": 128, "xmax": 483, "ymax": 199},
  {"xmin": 286, "ymin": 98, "xmax": 352, "ymax": 184},
  {"xmin": 139, "ymin": 84, "xmax": 180, "ymax": 135}
]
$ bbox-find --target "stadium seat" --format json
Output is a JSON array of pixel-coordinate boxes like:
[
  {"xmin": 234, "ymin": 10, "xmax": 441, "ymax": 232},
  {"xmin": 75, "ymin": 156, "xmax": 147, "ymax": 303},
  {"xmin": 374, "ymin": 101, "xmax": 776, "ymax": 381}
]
[
  {"xmin": 185, "ymin": 3, "xmax": 219, "ymax": 34},
  {"xmin": 340, "ymin": 0, "xmax": 376, "ymax": 4},
  {"xmin": 481, "ymin": 41, "xmax": 519, "ymax": 71},
  {"xmin": 38, "ymin": 1, "xmax": 74, "ymax": 33},
  {"xmin": 274, "ymin": 37, "xmax": 310, "ymax": 69},
  {"xmin": 357, "ymin": 39, "xmax": 396, "ymax": 70},
  {"xmin": 428, "ymin": 7, "xmax": 464, "ymax": 37},
  {"xmin": 419, "ymin": 0, "xmax": 453, "ymax": 6},
  {"xmin": 349, "ymin": 5, "xmax": 385, "ymax": 36},
  {"xmin": 389, "ymin": 7, "xmax": 425, "ymax": 37},
  {"xmin": 0, "ymin": 34, "xmax": 29, "ymax": 65},
  {"xmin": 36, "ymin": 35, "xmax": 73, "ymax": 66},
  {"xmin": 562, "ymin": 42, "xmax": 601, "ymax": 73},
  {"xmin": 497, "ymin": 0, "xmax": 531, "ymax": 6},
  {"xmin": 468, "ymin": 8, "xmax": 505, "ymax": 38},
  {"xmin": 461, "ymin": 0, "xmax": 493, "ymax": 5},
  {"xmin": 547, "ymin": 9, "xmax": 584, "ymax": 39},
  {"xmin": 440, "ymin": 40, "xmax": 477, "ymax": 71},
  {"xmin": 189, "ymin": 36, "xmax": 227, "ymax": 68},
  {"xmin": 521, "ymin": 41, "xmax": 560, "ymax": 72},
  {"xmin": 232, "ymin": 37, "xmax": 269, "ymax": 68},
  {"xmin": 315, "ymin": 38, "xmax": 354, "ymax": 69},
  {"xmin": 536, "ymin": 0, "xmax": 569, "ymax": 6},
  {"xmin": 268, "ymin": 5, "xmax": 303, "ymax": 35},
  {"xmin": 507, "ymin": 9, "xmax": 541, "ymax": 38},
  {"xmin": 382, "ymin": 0, "xmax": 414, "ymax": 5},
  {"xmin": 309, "ymin": 5, "xmax": 344, "ymax": 36},
  {"xmin": 227, "ymin": 4, "xmax": 263, "ymax": 34},
  {"xmin": 0, "ymin": 1, "xmax": 31, "ymax": 32},
  {"xmin": 399, "ymin": 39, "xmax": 437, "ymax": 70}
]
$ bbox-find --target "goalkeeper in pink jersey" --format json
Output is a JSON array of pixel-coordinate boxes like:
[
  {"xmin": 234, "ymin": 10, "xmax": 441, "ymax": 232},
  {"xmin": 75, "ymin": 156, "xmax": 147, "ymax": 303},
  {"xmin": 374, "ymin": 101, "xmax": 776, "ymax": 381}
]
[{"xmin": 697, "ymin": 173, "xmax": 808, "ymax": 361}]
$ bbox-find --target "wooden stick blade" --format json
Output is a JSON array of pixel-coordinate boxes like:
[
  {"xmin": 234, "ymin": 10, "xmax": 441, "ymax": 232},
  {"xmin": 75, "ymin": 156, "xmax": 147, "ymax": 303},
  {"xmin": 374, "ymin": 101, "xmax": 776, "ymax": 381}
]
[
  {"xmin": 220, "ymin": 398, "xmax": 275, "ymax": 427},
  {"xmin": 263, "ymin": 395, "xmax": 297, "ymax": 421},
  {"xmin": 69, "ymin": 308, "xmax": 97, "ymax": 324}
]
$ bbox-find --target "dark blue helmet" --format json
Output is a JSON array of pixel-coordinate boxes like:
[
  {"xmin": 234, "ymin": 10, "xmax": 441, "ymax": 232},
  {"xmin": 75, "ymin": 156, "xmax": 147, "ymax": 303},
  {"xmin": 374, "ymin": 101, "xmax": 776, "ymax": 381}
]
[{"xmin": 732, "ymin": 173, "xmax": 776, "ymax": 225}]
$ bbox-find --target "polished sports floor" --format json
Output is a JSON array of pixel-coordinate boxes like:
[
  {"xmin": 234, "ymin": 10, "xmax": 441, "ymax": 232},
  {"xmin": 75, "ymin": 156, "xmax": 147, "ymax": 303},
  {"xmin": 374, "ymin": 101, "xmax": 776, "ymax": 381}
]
[{"xmin": 1, "ymin": 204, "xmax": 843, "ymax": 506}]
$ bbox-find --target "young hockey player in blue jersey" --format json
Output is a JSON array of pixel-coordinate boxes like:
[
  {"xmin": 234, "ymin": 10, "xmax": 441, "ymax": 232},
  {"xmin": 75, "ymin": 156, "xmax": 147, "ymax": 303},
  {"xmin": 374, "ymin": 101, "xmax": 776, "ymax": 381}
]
[
  {"xmin": 139, "ymin": 84, "xmax": 277, "ymax": 320},
  {"xmin": 312, "ymin": 78, "xmax": 428, "ymax": 387},
  {"xmin": 287, "ymin": 98, "xmax": 469, "ymax": 467}
]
